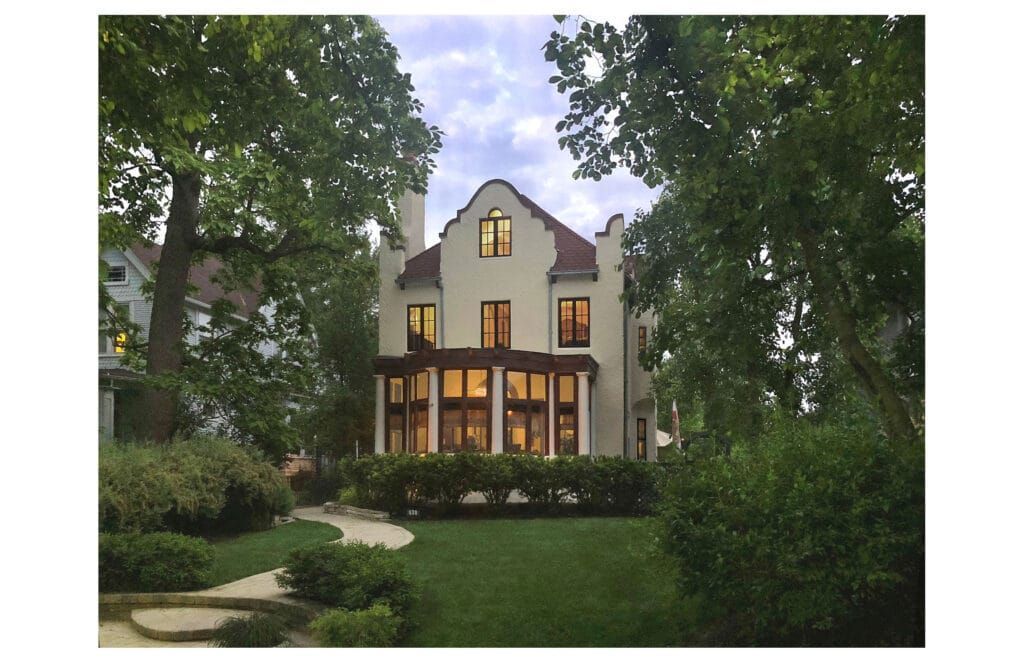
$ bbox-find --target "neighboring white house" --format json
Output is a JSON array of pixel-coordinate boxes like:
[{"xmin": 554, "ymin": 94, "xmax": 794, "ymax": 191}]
[
  {"xmin": 373, "ymin": 179, "xmax": 656, "ymax": 460},
  {"xmin": 98, "ymin": 242, "xmax": 264, "ymax": 440}
]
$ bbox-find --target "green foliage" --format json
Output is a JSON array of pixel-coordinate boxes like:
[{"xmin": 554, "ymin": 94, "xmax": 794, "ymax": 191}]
[
  {"xmin": 514, "ymin": 454, "xmax": 568, "ymax": 507},
  {"xmin": 657, "ymin": 418, "xmax": 924, "ymax": 645},
  {"xmin": 99, "ymin": 16, "xmax": 441, "ymax": 442},
  {"xmin": 210, "ymin": 612, "xmax": 288, "ymax": 648},
  {"xmin": 414, "ymin": 452, "xmax": 483, "ymax": 509},
  {"xmin": 208, "ymin": 520, "xmax": 342, "ymax": 586},
  {"xmin": 98, "ymin": 438, "xmax": 292, "ymax": 534},
  {"xmin": 344, "ymin": 454, "xmax": 421, "ymax": 515},
  {"xmin": 99, "ymin": 532, "xmax": 213, "ymax": 592},
  {"xmin": 473, "ymin": 453, "xmax": 520, "ymax": 506},
  {"xmin": 276, "ymin": 542, "xmax": 416, "ymax": 616},
  {"xmin": 546, "ymin": 16, "xmax": 924, "ymax": 440},
  {"xmin": 310, "ymin": 604, "xmax": 402, "ymax": 647}
]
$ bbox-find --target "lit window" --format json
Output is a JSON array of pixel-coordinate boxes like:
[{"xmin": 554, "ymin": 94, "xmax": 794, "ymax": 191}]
[
  {"xmin": 638, "ymin": 326, "xmax": 647, "ymax": 356},
  {"xmin": 558, "ymin": 298, "xmax": 590, "ymax": 347},
  {"xmin": 407, "ymin": 304, "xmax": 436, "ymax": 351},
  {"xmin": 114, "ymin": 332, "xmax": 127, "ymax": 353},
  {"xmin": 481, "ymin": 301, "xmax": 511, "ymax": 348},
  {"xmin": 480, "ymin": 208, "xmax": 511, "ymax": 257},
  {"xmin": 440, "ymin": 368, "xmax": 490, "ymax": 453},
  {"xmin": 637, "ymin": 418, "xmax": 647, "ymax": 461},
  {"xmin": 506, "ymin": 371, "xmax": 548, "ymax": 455}
]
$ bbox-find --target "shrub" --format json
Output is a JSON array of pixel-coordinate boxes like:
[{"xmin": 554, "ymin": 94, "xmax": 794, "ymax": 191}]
[
  {"xmin": 310, "ymin": 604, "xmax": 402, "ymax": 647},
  {"xmin": 415, "ymin": 452, "xmax": 482, "ymax": 510},
  {"xmin": 345, "ymin": 454, "xmax": 420, "ymax": 515},
  {"xmin": 276, "ymin": 542, "xmax": 416, "ymax": 615},
  {"xmin": 515, "ymin": 454, "xmax": 567, "ymax": 507},
  {"xmin": 210, "ymin": 613, "xmax": 287, "ymax": 647},
  {"xmin": 99, "ymin": 438, "xmax": 292, "ymax": 534},
  {"xmin": 472, "ymin": 453, "xmax": 520, "ymax": 506},
  {"xmin": 99, "ymin": 532, "xmax": 213, "ymax": 592},
  {"xmin": 658, "ymin": 418, "xmax": 924, "ymax": 645},
  {"xmin": 305, "ymin": 465, "xmax": 348, "ymax": 505},
  {"xmin": 597, "ymin": 456, "xmax": 660, "ymax": 515}
]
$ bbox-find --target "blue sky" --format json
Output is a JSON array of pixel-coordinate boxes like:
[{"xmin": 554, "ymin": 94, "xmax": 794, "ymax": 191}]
[{"xmin": 376, "ymin": 15, "xmax": 658, "ymax": 244}]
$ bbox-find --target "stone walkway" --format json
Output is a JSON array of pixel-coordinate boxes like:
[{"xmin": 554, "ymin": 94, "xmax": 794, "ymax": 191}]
[{"xmin": 99, "ymin": 507, "xmax": 415, "ymax": 647}]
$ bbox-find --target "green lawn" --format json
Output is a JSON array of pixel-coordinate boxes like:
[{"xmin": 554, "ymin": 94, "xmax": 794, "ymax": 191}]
[
  {"xmin": 396, "ymin": 517, "xmax": 684, "ymax": 647},
  {"xmin": 207, "ymin": 519, "xmax": 342, "ymax": 587}
]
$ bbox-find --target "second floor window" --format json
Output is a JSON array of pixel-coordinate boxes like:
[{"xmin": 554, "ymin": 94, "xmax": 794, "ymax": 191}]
[
  {"xmin": 638, "ymin": 326, "xmax": 647, "ymax": 355},
  {"xmin": 480, "ymin": 208, "xmax": 511, "ymax": 257},
  {"xmin": 637, "ymin": 418, "xmax": 647, "ymax": 461},
  {"xmin": 558, "ymin": 297, "xmax": 590, "ymax": 347},
  {"xmin": 481, "ymin": 301, "xmax": 511, "ymax": 348},
  {"xmin": 407, "ymin": 304, "xmax": 436, "ymax": 352}
]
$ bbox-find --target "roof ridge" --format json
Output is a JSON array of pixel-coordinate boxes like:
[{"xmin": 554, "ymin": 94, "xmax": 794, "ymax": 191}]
[{"xmin": 517, "ymin": 192, "xmax": 596, "ymax": 249}]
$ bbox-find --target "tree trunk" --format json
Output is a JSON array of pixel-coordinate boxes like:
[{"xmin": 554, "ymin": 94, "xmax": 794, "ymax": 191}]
[
  {"xmin": 141, "ymin": 172, "xmax": 201, "ymax": 442},
  {"xmin": 781, "ymin": 282, "xmax": 806, "ymax": 415},
  {"xmin": 795, "ymin": 225, "xmax": 917, "ymax": 441}
]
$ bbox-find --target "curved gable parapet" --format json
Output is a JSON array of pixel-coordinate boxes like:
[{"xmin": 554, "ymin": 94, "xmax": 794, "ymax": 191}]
[
  {"xmin": 595, "ymin": 213, "xmax": 625, "ymax": 238},
  {"xmin": 439, "ymin": 179, "xmax": 598, "ymax": 273}
]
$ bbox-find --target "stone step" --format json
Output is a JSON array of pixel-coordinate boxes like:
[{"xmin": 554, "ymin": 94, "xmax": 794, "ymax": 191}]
[
  {"xmin": 130, "ymin": 607, "xmax": 253, "ymax": 642},
  {"xmin": 322, "ymin": 502, "xmax": 389, "ymax": 520}
]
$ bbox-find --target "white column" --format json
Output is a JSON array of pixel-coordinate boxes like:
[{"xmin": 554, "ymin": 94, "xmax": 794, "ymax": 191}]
[
  {"xmin": 491, "ymin": 367, "xmax": 505, "ymax": 454},
  {"xmin": 374, "ymin": 375, "xmax": 386, "ymax": 454},
  {"xmin": 577, "ymin": 371, "xmax": 591, "ymax": 456},
  {"xmin": 547, "ymin": 373, "xmax": 556, "ymax": 456},
  {"xmin": 427, "ymin": 367, "xmax": 439, "ymax": 453}
]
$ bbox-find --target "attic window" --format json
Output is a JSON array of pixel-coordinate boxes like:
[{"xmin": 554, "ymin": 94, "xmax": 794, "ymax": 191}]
[
  {"xmin": 480, "ymin": 208, "xmax": 511, "ymax": 257},
  {"xmin": 107, "ymin": 265, "xmax": 126, "ymax": 283}
]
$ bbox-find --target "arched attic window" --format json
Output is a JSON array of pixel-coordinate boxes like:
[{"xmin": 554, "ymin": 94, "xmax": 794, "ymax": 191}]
[{"xmin": 480, "ymin": 208, "xmax": 511, "ymax": 257}]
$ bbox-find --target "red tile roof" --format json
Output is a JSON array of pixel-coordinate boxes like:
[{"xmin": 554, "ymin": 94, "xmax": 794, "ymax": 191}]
[
  {"xmin": 401, "ymin": 180, "xmax": 601, "ymax": 280},
  {"xmin": 129, "ymin": 242, "xmax": 262, "ymax": 317}
]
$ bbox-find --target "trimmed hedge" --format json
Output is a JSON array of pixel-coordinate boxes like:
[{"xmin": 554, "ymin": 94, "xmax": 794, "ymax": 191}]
[
  {"xmin": 99, "ymin": 532, "xmax": 213, "ymax": 592},
  {"xmin": 341, "ymin": 452, "xmax": 661, "ymax": 516},
  {"xmin": 658, "ymin": 419, "xmax": 925, "ymax": 645},
  {"xmin": 310, "ymin": 604, "xmax": 402, "ymax": 647},
  {"xmin": 275, "ymin": 542, "xmax": 416, "ymax": 616},
  {"xmin": 99, "ymin": 438, "xmax": 293, "ymax": 534}
]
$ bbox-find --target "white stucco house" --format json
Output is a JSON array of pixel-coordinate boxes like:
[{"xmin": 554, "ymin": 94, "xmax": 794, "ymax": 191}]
[
  {"xmin": 373, "ymin": 179, "xmax": 656, "ymax": 460},
  {"xmin": 98, "ymin": 243, "xmax": 264, "ymax": 440}
]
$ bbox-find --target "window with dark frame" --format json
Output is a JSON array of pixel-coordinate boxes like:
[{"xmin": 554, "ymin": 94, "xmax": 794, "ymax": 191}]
[
  {"xmin": 441, "ymin": 368, "xmax": 490, "ymax": 452},
  {"xmin": 505, "ymin": 370, "xmax": 547, "ymax": 455},
  {"xmin": 410, "ymin": 371, "xmax": 429, "ymax": 453},
  {"xmin": 386, "ymin": 377, "xmax": 406, "ymax": 453},
  {"xmin": 637, "ymin": 418, "xmax": 647, "ymax": 461},
  {"xmin": 480, "ymin": 208, "xmax": 511, "ymax": 257},
  {"xmin": 556, "ymin": 373, "xmax": 578, "ymax": 454},
  {"xmin": 558, "ymin": 298, "xmax": 590, "ymax": 347},
  {"xmin": 638, "ymin": 325, "xmax": 647, "ymax": 356},
  {"xmin": 481, "ymin": 301, "xmax": 511, "ymax": 349},
  {"xmin": 407, "ymin": 304, "xmax": 436, "ymax": 352}
]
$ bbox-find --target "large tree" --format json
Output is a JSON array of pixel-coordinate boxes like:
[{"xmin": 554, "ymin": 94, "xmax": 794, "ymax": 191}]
[
  {"xmin": 547, "ymin": 16, "xmax": 924, "ymax": 440},
  {"xmin": 99, "ymin": 16, "xmax": 441, "ymax": 442}
]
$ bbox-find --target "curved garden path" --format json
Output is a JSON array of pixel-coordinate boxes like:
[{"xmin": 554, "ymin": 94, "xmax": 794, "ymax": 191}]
[{"xmin": 194, "ymin": 506, "xmax": 415, "ymax": 604}]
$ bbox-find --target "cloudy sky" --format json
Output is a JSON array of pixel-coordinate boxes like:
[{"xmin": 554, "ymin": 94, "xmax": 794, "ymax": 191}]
[{"xmin": 376, "ymin": 15, "xmax": 659, "ymax": 245}]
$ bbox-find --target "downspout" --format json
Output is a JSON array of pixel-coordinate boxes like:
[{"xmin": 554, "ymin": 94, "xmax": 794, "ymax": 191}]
[
  {"xmin": 438, "ymin": 279, "xmax": 445, "ymax": 348},
  {"xmin": 547, "ymin": 276, "xmax": 553, "ymax": 354},
  {"xmin": 622, "ymin": 272, "xmax": 630, "ymax": 458}
]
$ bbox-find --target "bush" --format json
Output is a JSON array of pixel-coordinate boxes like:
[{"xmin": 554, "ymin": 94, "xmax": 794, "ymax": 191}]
[
  {"xmin": 210, "ymin": 613, "xmax": 287, "ymax": 647},
  {"xmin": 658, "ymin": 418, "xmax": 924, "ymax": 645},
  {"xmin": 99, "ymin": 532, "xmax": 213, "ymax": 592},
  {"xmin": 344, "ymin": 454, "xmax": 420, "ymax": 515},
  {"xmin": 597, "ymin": 456, "xmax": 660, "ymax": 515},
  {"xmin": 276, "ymin": 542, "xmax": 416, "ymax": 615},
  {"xmin": 305, "ymin": 465, "xmax": 348, "ymax": 505},
  {"xmin": 99, "ymin": 438, "xmax": 292, "ymax": 534},
  {"xmin": 472, "ymin": 453, "xmax": 520, "ymax": 506},
  {"xmin": 310, "ymin": 604, "xmax": 402, "ymax": 647},
  {"xmin": 415, "ymin": 452, "xmax": 482, "ymax": 510},
  {"xmin": 515, "ymin": 454, "xmax": 567, "ymax": 508}
]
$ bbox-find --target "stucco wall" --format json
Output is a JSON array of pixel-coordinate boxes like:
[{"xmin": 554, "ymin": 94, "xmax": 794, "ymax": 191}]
[{"xmin": 377, "ymin": 181, "xmax": 641, "ymax": 457}]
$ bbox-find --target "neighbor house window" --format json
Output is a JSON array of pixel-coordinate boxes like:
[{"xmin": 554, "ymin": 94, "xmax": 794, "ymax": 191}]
[
  {"xmin": 106, "ymin": 265, "xmax": 126, "ymax": 283},
  {"xmin": 637, "ymin": 418, "xmax": 647, "ymax": 461},
  {"xmin": 114, "ymin": 332, "xmax": 128, "ymax": 353},
  {"xmin": 386, "ymin": 377, "xmax": 406, "ymax": 453},
  {"xmin": 410, "ymin": 371, "xmax": 429, "ymax": 453},
  {"xmin": 638, "ymin": 326, "xmax": 647, "ymax": 356},
  {"xmin": 480, "ymin": 208, "xmax": 511, "ymax": 257},
  {"xmin": 407, "ymin": 304, "xmax": 436, "ymax": 352},
  {"xmin": 556, "ymin": 374, "xmax": 577, "ymax": 454},
  {"xmin": 481, "ymin": 301, "xmax": 511, "ymax": 349},
  {"xmin": 505, "ymin": 371, "xmax": 547, "ymax": 455},
  {"xmin": 558, "ymin": 298, "xmax": 590, "ymax": 347},
  {"xmin": 441, "ymin": 368, "xmax": 490, "ymax": 452}
]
